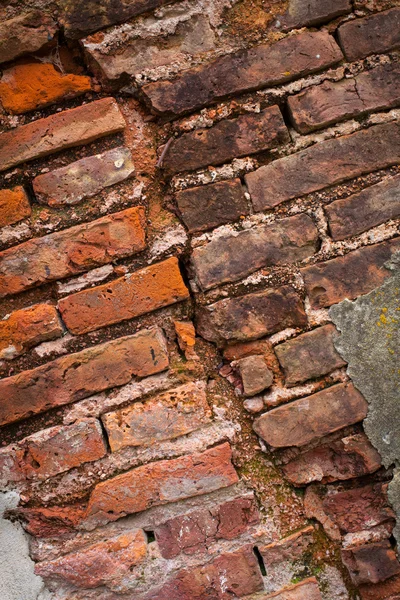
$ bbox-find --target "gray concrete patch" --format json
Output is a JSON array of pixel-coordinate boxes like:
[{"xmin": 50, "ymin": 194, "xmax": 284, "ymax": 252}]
[
  {"xmin": 330, "ymin": 252, "xmax": 400, "ymax": 543},
  {"xmin": 0, "ymin": 492, "xmax": 52, "ymax": 600}
]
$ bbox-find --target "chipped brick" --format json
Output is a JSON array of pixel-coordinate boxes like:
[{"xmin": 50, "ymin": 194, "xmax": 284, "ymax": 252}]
[
  {"xmin": 237, "ymin": 355, "xmax": 274, "ymax": 397},
  {"xmin": 338, "ymin": 8, "xmax": 400, "ymax": 61},
  {"xmin": 342, "ymin": 541, "xmax": 400, "ymax": 585},
  {"xmin": 259, "ymin": 526, "xmax": 314, "ymax": 568},
  {"xmin": 262, "ymin": 577, "xmax": 323, "ymax": 599},
  {"xmin": 0, "ymin": 186, "xmax": 31, "ymax": 228},
  {"xmin": 59, "ymin": 257, "xmax": 189, "ymax": 335},
  {"xmin": 0, "ymin": 11, "xmax": 56, "ymax": 65},
  {"xmin": 0, "ymin": 327, "xmax": 168, "ymax": 426},
  {"xmin": 0, "ymin": 206, "xmax": 146, "ymax": 298}
]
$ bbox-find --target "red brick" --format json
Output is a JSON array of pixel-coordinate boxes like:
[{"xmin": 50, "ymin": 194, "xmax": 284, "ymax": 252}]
[
  {"xmin": 176, "ymin": 178, "xmax": 249, "ymax": 233},
  {"xmin": 277, "ymin": 0, "xmax": 351, "ymax": 30},
  {"xmin": 237, "ymin": 354, "xmax": 274, "ymax": 396},
  {"xmin": 261, "ymin": 577, "xmax": 322, "ymax": 599},
  {"xmin": 0, "ymin": 63, "xmax": 91, "ymax": 114},
  {"xmin": 0, "ymin": 327, "xmax": 169, "ymax": 426},
  {"xmin": 59, "ymin": 256, "xmax": 189, "ymax": 335},
  {"xmin": 0, "ymin": 304, "xmax": 63, "ymax": 360},
  {"xmin": 162, "ymin": 106, "xmax": 288, "ymax": 175},
  {"xmin": 338, "ymin": 8, "xmax": 400, "ymax": 61},
  {"xmin": 196, "ymin": 285, "xmax": 307, "ymax": 345},
  {"xmin": 0, "ymin": 206, "xmax": 146, "ymax": 298},
  {"xmin": 253, "ymin": 383, "xmax": 368, "ymax": 448},
  {"xmin": 0, "ymin": 11, "xmax": 57, "ymax": 65},
  {"xmin": 259, "ymin": 527, "xmax": 314, "ymax": 568},
  {"xmin": 288, "ymin": 63, "xmax": 400, "ymax": 133},
  {"xmin": 142, "ymin": 31, "xmax": 342, "ymax": 118},
  {"xmin": 275, "ymin": 324, "xmax": 346, "ymax": 387},
  {"xmin": 102, "ymin": 381, "xmax": 212, "ymax": 452},
  {"xmin": 16, "ymin": 505, "xmax": 86, "ymax": 538},
  {"xmin": 342, "ymin": 541, "xmax": 400, "ymax": 585},
  {"xmin": 0, "ymin": 97, "xmax": 126, "ymax": 172},
  {"xmin": 33, "ymin": 147, "xmax": 135, "ymax": 207},
  {"xmin": 85, "ymin": 443, "xmax": 238, "ymax": 525},
  {"xmin": 36, "ymin": 530, "xmax": 147, "ymax": 588},
  {"xmin": 283, "ymin": 433, "xmax": 382, "ymax": 485},
  {"xmin": 359, "ymin": 575, "xmax": 400, "ymax": 600},
  {"xmin": 192, "ymin": 213, "xmax": 318, "ymax": 290},
  {"xmin": 326, "ymin": 174, "xmax": 400, "ymax": 241},
  {"xmin": 245, "ymin": 121, "xmax": 400, "ymax": 211},
  {"xmin": 155, "ymin": 495, "xmax": 259, "ymax": 559},
  {"xmin": 0, "ymin": 419, "xmax": 106, "ymax": 482},
  {"xmin": 301, "ymin": 237, "xmax": 400, "ymax": 309},
  {"xmin": 0, "ymin": 186, "xmax": 31, "ymax": 228},
  {"xmin": 140, "ymin": 545, "xmax": 263, "ymax": 600}
]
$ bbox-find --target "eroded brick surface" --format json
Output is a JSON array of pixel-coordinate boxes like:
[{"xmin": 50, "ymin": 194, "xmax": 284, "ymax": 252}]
[
  {"xmin": 0, "ymin": 11, "xmax": 57, "ymax": 64},
  {"xmin": 0, "ymin": 186, "xmax": 31, "ymax": 227},
  {"xmin": 342, "ymin": 541, "xmax": 400, "ymax": 585},
  {"xmin": 277, "ymin": 0, "xmax": 351, "ymax": 30},
  {"xmin": 338, "ymin": 8, "xmax": 400, "ymax": 60}
]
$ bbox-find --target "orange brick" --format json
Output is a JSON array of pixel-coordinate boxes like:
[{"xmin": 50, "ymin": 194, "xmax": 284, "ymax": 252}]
[
  {"xmin": 0, "ymin": 63, "xmax": 91, "ymax": 114},
  {"xmin": 0, "ymin": 304, "xmax": 63, "ymax": 360},
  {"xmin": 0, "ymin": 186, "xmax": 31, "ymax": 227},
  {"xmin": 59, "ymin": 256, "xmax": 190, "ymax": 334}
]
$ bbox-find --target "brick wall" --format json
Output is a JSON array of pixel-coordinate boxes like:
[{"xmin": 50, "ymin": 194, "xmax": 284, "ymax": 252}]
[{"xmin": 0, "ymin": 1, "xmax": 399, "ymax": 599}]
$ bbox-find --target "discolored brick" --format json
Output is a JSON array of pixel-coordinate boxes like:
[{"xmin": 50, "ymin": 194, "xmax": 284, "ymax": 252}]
[
  {"xmin": 0, "ymin": 327, "xmax": 169, "ymax": 426},
  {"xmin": 237, "ymin": 355, "xmax": 274, "ymax": 397},
  {"xmin": 338, "ymin": 8, "xmax": 400, "ymax": 61},
  {"xmin": 275, "ymin": 324, "xmax": 346, "ymax": 387},
  {"xmin": 245, "ymin": 121, "xmax": 400, "ymax": 211},
  {"xmin": 342, "ymin": 541, "xmax": 400, "ymax": 585},
  {"xmin": 253, "ymin": 383, "xmax": 368, "ymax": 448},
  {"xmin": 176, "ymin": 179, "xmax": 248, "ymax": 233},
  {"xmin": 0, "ymin": 97, "xmax": 126, "ymax": 172},
  {"xmin": 192, "ymin": 213, "xmax": 318, "ymax": 290},
  {"xmin": 162, "ymin": 106, "xmax": 289, "ymax": 175},
  {"xmin": 59, "ymin": 257, "xmax": 189, "ymax": 335},
  {"xmin": 301, "ymin": 237, "xmax": 400, "ymax": 309},
  {"xmin": 0, "ymin": 186, "xmax": 31, "ymax": 228},
  {"xmin": 0, "ymin": 206, "xmax": 146, "ymax": 298},
  {"xmin": 196, "ymin": 286, "xmax": 307, "ymax": 345},
  {"xmin": 142, "ymin": 31, "xmax": 342, "ymax": 118},
  {"xmin": 0, "ymin": 11, "xmax": 57, "ymax": 65},
  {"xmin": 33, "ymin": 147, "xmax": 135, "ymax": 206},
  {"xmin": 277, "ymin": 0, "xmax": 351, "ymax": 31}
]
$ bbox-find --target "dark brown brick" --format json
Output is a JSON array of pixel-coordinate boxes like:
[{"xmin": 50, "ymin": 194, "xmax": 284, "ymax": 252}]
[
  {"xmin": 142, "ymin": 31, "xmax": 342, "ymax": 118},
  {"xmin": 0, "ymin": 11, "xmax": 56, "ymax": 65},
  {"xmin": 0, "ymin": 327, "xmax": 168, "ymax": 426},
  {"xmin": 277, "ymin": 0, "xmax": 351, "ymax": 31},
  {"xmin": 192, "ymin": 213, "xmax": 318, "ymax": 290},
  {"xmin": 288, "ymin": 63, "xmax": 400, "ymax": 133},
  {"xmin": 338, "ymin": 8, "xmax": 400, "ymax": 61},
  {"xmin": 196, "ymin": 285, "xmax": 307, "ymax": 345},
  {"xmin": 342, "ymin": 541, "xmax": 400, "ymax": 585},
  {"xmin": 245, "ymin": 121, "xmax": 400, "ymax": 211},
  {"xmin": 326, "ymin": 174, "xmax": 400, "ymax": 241},
  {"xmin": 275, "ymin": 324, "xmax": 346, "ymax": 386},
  {"xmin": 301, "ymin": 237, "xmax": 400, "ymax": 309},
  {"xmin": 162, "ymin": 106, "xmax": 288, "ymax": 175},
  {"xmin": 176, "ymin": 179, "xmax": 248, "ymax": 233},
  {"xmin": 253, "ymin": 383, "xmax": 368, "ymax": 448}
]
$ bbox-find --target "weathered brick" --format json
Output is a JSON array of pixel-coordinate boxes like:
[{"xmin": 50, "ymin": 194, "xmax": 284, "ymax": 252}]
[
  {"xmin": 0, "ymin": 63, "xmax": 91, "ymax": 115},
  {"xmin": 176, "ymin": 179, "xmax": 248, "ymax": 233},
  {"xmin": 61, "ymin": 0, "xmax": 181, "ymax": 38},
  {"xmin": 0, "ymin": 327, "xmax": 168, "ymax": 426},
  {"xmin": 262, "ymin": 577, "xmax": 322, "ymax": 599},
  {"xmin": 155, "ymin": 495, "xmax": 260, "ymax": 558},
  {"xmin": 192, "ymin": 213, "xmax": 318, "ymax": 290},
  {"xmin": 0, "ymin": 206, "xmax": 146, "ymax": 298},
  {"xmin": 140, "ymin": 545, "xmax": 263, "ymax": 600},
  {"xmin": 102, "ymin": 381, "xmax": 212, "ymax": 452},
  {"xmin": 259, "ymin": 526, "xmax": 314, "ymax": 569},
  {"xmin": 0, "ymin": 419, "xmax": 107, "ymax": 483},
  {"xmin": 277, "ymin": 0, "xmax": 351, "ymax": 31},
  {"xmin": 162, "ymin": 106, "xmax": 288, "ymax": 175},
  {"xmin": 16, "ymin": 505, "xmax": 86, "ymax": 538},
  {"xmin": 0, "ymin": 11, "xmax": 57, "ymax": 65},
  {"xmin": 288, "ymin": 63, "xmax": 400, "ymax": 133},
  {"xmin": 342, "ymin": 541, "xmax": 400, "ymax": 585},
  {"xmin": 326, "ymin": 174, "xmax": 400, "ymax": 241},
  {"xmin": 36, "ymin": 530, "xmax": 147, "ymax": 588},
  {"xmin": 0, "ymin": 186, "xmax": 31, "ymax": 228},
  {"xmin": 0, "ymin": 97, "xmax": 126, "ymax": 172},
  {"xmin": 359, "ymin": 576, "xmax": 400, "ymax": 600},
  {"xmin": 338, "ymin": 8, "xmax": 400, "ymax": 61},
  {"xmin": 85, "ymin": 443, "xmax": 238, "ymax": 525},
  {"xmin": 253, "ymin": 383, "xmax": 368, "ymax": 448},
  {"xmin": 196, "ymin": 286, "xmax": 307, "ymax": 345},
  {"xmin": 237, "ymin": 355, "xmax": 274, "ymax": 397},
  {"xmin": 174, "ymin": 320, "xmax": 197, "ymax": 359},
  {"xmin": 245, "ymin": 121, "xmax": 400, "ymax": 211},
  {"xmin": 33, "ymin": 147, "xmax": 135, "ymax": 206},
  {"xmin": 0, "ymin": 304, "xmax": 63, "ymax": 360},
  {"xmin": 59, "ymin": 257, "xmax": 189, "ymax": 335},
  {"xmin": 142, "ymin": 31, "xmax": 342, "ymax": 118},
  {"xmin": 275, "ymin": 324, "xmax": 346, "ymax": 387},
  {"xmin": 301, "ymin": 237, "xmax": 400, "ymax": 309},
  {"xmin": 283, "ymin": 433, "xmax": 382, "ymax": 485}
]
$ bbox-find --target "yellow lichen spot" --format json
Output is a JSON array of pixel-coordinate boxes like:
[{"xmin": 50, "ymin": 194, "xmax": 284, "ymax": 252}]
[
  {"xmin": 380, "ymin": 313, "xmax": 388, "ymax": 324},
  {"xmin": 382, "ymin": 307, "xmax": 388, "ymax": 313}
]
